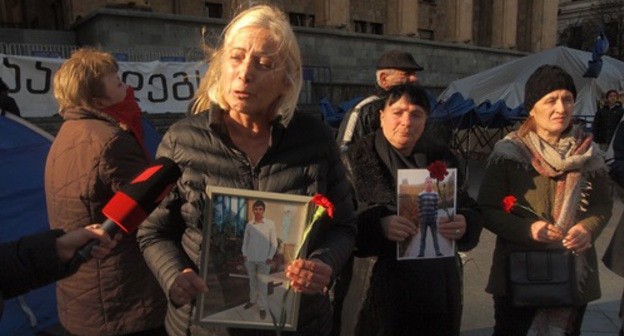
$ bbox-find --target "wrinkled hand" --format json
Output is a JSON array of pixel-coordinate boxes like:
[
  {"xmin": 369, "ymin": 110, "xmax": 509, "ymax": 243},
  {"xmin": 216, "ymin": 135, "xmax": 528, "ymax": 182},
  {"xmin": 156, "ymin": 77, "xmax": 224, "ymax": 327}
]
[
  {"xmin": 530, "ymin": 220, "xmax": 565, "ymax": 243},
  {"xmin": 56, "ymin": 224, "xmax": 120, "ymax": 262},
  {"xmin": 380, "ymin": 215, "xmax": 417, "ymax": 242},
  {"xmin": 438, "ymin": 214, "xmax": 467, "ymax": 240},
  {"xmin": 563, "ymin": 224, "xmax": 592, "ymax": 253},
  {"xmin": 169, "ymin": 268, "xmax": 208, "ymax": 306},
  {"xmin": 286, "ymin": 258, "xmax": 332, "ymax": 295}
]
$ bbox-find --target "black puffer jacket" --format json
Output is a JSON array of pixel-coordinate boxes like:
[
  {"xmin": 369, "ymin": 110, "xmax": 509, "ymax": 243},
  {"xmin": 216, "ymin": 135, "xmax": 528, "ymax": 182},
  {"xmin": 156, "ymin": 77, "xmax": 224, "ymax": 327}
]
[{"xmin": 137, "ymin": 107, "xmax": 356, "ymax": 336}]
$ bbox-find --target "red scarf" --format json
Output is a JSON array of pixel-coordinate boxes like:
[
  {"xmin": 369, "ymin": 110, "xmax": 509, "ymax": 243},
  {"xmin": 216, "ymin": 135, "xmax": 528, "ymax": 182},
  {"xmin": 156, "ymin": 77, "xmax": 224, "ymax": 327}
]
[{"xmin": 102, "ymin": 87, "xmax": 151, "ymax": 161}]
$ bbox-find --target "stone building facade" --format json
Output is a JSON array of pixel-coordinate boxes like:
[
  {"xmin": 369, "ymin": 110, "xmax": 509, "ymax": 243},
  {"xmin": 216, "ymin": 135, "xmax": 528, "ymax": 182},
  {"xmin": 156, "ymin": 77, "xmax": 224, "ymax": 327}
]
[
  {"xmin": 2, "ymin": 0, "xmax": 559, "ymax": 53},
  {"xmin": 0, "ymin": 0, "xmax": 561, "ymax": 113}
]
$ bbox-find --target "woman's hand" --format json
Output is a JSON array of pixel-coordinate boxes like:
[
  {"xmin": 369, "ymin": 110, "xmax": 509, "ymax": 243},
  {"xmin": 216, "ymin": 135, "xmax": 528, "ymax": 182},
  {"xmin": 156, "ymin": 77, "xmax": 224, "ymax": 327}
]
[
  {"xmin": 562, "ymin": 224, "xmax": 593, "ymax": 253},
  {"xmin": 530, "ymin": 220, "xmax": 564, "ymax": 243},
  {"xmin": 286, "ymin": 258, "xmax": 332, "ymax": 295},
  {"xmin": 169, "ymin": 268, "xmax": 209, "ymax": 306},
  {"xmin": 438, "ymin": 214, "xmax": 467, "ymax": 240},
  {"xmin": 380, "ymin": 215, "xmax": 417, "ymax": 242}
]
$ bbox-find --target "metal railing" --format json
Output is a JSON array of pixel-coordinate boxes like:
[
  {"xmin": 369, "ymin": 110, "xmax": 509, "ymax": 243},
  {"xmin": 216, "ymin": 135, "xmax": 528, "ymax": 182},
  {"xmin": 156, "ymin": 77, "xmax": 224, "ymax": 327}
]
[
  {"xmin": 5, "ymin": 43, "xmax": 78, "ymax": 59},
  {"xmin": 2, "ymin": 42, "xmax": 205, "ymax": 62},
  {"xmin": 298, "ymin": 65, "xmax": 332, "ymax": 105}
]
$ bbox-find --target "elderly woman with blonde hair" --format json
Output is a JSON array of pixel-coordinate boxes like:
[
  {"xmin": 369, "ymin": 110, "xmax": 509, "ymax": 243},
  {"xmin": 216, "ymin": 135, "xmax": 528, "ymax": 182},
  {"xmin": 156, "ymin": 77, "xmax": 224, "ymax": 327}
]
[{"xmin": 137, "ymin": 4, "xmax": 355, "ymax": 336}]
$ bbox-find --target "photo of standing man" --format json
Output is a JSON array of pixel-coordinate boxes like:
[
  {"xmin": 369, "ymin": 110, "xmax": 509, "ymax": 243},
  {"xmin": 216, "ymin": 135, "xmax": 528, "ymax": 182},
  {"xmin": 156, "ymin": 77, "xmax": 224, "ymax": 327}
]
[
  {"xmin": 241, "ymin": 200, "xmax": 277, "ymax": 320},
  {"xmin": 417, "ymin": 177, "xmax": 443, "ymax": 257}
]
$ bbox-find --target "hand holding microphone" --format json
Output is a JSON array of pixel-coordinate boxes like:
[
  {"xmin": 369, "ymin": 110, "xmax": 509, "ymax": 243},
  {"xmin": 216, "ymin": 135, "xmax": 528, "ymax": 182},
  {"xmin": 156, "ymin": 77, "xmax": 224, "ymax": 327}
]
[{"xmin": 70, "ymin": 157, "xmax": 181, "ymax": 269}]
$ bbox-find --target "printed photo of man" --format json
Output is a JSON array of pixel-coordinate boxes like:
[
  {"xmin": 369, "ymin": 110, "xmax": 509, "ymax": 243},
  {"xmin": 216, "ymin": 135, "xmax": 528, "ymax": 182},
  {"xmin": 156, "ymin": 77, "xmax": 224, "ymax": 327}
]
[
  {"xmin": 417, "ymin": 177, "xmax": 443, "ymax": 257},
  {"xmin": 241, "ymin": 200, "xmax": 277, "ymax": 320}
]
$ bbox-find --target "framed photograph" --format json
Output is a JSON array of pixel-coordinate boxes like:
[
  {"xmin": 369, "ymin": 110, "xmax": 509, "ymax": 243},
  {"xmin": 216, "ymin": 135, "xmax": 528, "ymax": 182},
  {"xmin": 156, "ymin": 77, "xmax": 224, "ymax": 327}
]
[
  {"xmin": 396, "ymin": 168, "xmax": 457, "ymax": 260},
  {"xmin": 195, "ymin": 186, "xmax": 314, "ymax": 331}
]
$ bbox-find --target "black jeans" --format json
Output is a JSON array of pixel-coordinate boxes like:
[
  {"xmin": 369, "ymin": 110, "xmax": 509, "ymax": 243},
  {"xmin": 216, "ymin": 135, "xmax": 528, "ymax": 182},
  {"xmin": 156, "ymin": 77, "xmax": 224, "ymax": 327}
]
[{"xmin": 492, "ymin": 295, "xmax": 586, "ymax": 336}]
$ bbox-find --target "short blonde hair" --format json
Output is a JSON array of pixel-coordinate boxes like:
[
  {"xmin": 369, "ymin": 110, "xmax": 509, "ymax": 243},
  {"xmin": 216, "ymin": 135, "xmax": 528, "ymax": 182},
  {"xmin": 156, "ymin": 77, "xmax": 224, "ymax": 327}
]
[
  {"xmin": 53, "ymin": 48, "xmax": 119, "ymax": 114},
  {"xmin": 191, "ymin": 4, "xmax": 302, "ymax": 125}
]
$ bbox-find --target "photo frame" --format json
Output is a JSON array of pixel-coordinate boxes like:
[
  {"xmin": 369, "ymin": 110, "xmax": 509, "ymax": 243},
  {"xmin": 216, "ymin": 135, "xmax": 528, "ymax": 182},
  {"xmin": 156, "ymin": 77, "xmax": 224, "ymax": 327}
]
[
  {"xmin": 397, "ymin": 168, "xmax": 457, "ymax": 260},
  {"xmin": 195, "ymin": 186, "xmax": 314, "ymax": 331}
]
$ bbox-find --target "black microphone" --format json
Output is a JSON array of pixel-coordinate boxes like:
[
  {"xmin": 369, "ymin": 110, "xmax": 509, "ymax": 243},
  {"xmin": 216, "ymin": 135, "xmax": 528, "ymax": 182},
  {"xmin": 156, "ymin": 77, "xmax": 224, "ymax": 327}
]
[{"xmin": 69, "ymin": 157, "xmax": 181, "ymax": 268}]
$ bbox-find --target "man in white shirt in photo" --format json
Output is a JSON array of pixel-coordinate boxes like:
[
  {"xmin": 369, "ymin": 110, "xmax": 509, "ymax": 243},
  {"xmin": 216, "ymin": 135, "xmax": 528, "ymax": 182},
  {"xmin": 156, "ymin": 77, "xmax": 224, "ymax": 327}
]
[{"xmin": 242, "ymin": 200, "xmax": 277, "ymax": 320}]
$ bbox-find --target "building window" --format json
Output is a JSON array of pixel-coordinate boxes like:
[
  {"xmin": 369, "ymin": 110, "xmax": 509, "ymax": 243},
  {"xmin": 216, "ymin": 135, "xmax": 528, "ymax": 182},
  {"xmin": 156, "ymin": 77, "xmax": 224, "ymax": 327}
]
[
  {"xmin": 353, "ymin": 20, "xmax": 383, "ymax": 35},
  {"xmin": 204, "ymin": 2, "xmax": 223, "ymax": 18},
  {"xmin": 354, "ymin": 20, "xmax": 367, "ymax": 33},
  {"xmin": 418, "ymin": 29, "xmax": 434, "ymax": 40},
  {"xmin": 370, "ymin": 23, "xmax": 383, "ymax": 35},
  {"xmin": 289, "ymin": 12, "xmax": 315, "ymax": 27}
]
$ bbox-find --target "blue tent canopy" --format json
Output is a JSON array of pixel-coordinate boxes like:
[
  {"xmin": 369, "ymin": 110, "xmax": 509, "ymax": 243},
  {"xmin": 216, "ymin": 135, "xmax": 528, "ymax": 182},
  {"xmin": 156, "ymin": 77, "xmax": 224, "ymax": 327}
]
[{"xmin": 0, "ymin": 114, "xmax": 56, "ymax": 335}]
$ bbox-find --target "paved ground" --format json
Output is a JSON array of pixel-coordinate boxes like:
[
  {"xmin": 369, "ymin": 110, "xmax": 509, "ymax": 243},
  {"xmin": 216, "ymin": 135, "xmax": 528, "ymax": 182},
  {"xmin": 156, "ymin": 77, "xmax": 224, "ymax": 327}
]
[{"xmin": 339, "ymin": 159, "xmax": 623, "ymax": 336}]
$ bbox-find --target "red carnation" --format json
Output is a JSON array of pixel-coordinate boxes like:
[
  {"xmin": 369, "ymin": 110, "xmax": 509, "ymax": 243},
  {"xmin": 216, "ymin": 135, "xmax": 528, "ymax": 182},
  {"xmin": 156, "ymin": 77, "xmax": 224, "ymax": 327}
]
[
  {"xmin": 427, "ymin": 160, "xmax": 448, "ymax": 181},
  {"xmin": 502, "ymin": 195, "xmax": 517, "ymax": 213},
  {"xmin": 501, "ymin": 195, "xmax": 548, "ymax": 222},
  {"xmin": 311, "ymin": 194, "xmax": 334, "ymax": 219},
  {"xmin": 426, "ymin": 160, "xmax": 453, "ymax": 220}
]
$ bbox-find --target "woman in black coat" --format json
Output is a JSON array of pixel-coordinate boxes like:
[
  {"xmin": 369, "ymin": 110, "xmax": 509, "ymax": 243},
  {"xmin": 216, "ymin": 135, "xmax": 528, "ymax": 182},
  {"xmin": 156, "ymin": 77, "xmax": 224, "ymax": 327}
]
[{"xmin": 343, "ymin": 84, "xmax": 482, "ymax": 336}]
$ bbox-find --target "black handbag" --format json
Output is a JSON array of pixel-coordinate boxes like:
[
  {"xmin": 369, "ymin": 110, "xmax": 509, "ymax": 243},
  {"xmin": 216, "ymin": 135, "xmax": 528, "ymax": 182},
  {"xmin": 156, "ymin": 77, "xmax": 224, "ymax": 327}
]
[{"xmin": 507, "ymin": 249, "xmax": 577, "ymax": 307}]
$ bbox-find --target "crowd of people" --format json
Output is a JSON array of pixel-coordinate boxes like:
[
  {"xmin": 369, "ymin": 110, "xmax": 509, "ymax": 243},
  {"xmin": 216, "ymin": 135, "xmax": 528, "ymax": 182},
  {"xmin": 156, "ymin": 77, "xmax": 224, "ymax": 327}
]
[{"xmin": 2, "ymin": 3, "xmax": 624, "ymax": 336}]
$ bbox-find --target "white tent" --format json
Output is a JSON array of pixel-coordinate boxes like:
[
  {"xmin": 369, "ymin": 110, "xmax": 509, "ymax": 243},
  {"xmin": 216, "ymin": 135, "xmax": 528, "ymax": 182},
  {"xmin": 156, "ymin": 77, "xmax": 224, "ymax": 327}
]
[{"xmin": 437, "ymin": 46, "xmax": 624, "ymax": 118}]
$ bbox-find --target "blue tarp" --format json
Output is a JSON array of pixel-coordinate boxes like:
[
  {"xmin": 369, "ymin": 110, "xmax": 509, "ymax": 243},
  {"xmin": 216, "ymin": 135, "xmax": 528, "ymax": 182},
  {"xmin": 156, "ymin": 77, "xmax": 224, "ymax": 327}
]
[
  {"xmin": 430, "ymin": 92, "xmax": 525, "ymax": 129},
  {"xmin": 0, "ymin": 115, "xmax": 55, "ymax": 335},
  {"xmin": 319, "ymin": 96, "xmax": 362, "ymax": 127},
  {"xmin": 0, "ymin": 115, "xmax": 162, "ymax": 335}
]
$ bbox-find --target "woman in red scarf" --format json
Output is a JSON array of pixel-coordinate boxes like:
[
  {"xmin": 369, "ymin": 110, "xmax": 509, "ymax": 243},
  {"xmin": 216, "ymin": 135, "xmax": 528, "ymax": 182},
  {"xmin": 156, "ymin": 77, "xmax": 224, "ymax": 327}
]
[{"xmin": 45, "ymin": 48, "xmax": 166, "ymax": 336}]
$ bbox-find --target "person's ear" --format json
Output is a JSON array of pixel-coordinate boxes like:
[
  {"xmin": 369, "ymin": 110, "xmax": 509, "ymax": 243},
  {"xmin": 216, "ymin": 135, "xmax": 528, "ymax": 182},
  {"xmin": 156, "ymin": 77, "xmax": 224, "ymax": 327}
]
[
  {"xmin": 379, "ymin": 71, "xmax": 388, "ymax": 88},
  {"xmin": 379, "ymin": 109, "xmax": 385, "ymax": 127}
]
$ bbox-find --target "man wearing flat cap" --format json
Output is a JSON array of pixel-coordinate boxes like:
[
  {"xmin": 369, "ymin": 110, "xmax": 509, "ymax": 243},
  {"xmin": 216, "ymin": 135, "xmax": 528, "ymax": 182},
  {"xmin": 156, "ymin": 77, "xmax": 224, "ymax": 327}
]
[{"xmin": 336, "ymin": 50, "xmax": 423, "ymax": 150}]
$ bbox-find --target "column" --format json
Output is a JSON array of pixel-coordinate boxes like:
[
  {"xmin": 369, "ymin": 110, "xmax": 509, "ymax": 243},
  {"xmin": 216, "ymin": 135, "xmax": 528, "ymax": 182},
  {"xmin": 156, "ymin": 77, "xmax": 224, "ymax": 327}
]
[
  {"xmin": 386, "ymin": 0, "xmax": 418, "ymax": 36},
  {"xmin": 445, "ymin": 0, "xmax": 474, "ymax": 43},
  {"xmin": 530, "ymin": 0, "xmax": 559, "ymax": 51},
  {"xmin": 315, "ymin": 0, "xmax": 349, "ymax": 29},
  {"xmin": 491, "ymin": 0, "xmax": 518, "ymax": 48}
]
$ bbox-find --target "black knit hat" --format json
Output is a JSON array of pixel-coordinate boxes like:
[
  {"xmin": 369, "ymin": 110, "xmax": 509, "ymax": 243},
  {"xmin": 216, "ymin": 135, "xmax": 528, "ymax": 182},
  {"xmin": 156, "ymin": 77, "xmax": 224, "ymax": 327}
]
[
  {"xmin": 524, "ymin": 64, "xmax": 577, "ymax": 112},
  {"xmin": 376, "ymin": 50, "xmax": 424, "ymax": 71}
]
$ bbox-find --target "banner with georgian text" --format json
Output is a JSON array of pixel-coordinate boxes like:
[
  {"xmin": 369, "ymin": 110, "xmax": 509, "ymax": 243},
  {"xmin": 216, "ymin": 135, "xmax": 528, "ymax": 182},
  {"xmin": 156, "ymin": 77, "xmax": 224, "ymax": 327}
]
[{"xmin": 0, "ymin": 53, "xmax": 208, "ymax": 117}]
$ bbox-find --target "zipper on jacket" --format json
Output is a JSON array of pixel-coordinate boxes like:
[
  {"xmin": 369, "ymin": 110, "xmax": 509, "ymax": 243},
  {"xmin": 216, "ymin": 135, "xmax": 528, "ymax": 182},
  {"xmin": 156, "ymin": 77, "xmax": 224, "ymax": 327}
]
[{"xmin": 250, "ymin": 164, "xmax": 260, "ymax": 190}]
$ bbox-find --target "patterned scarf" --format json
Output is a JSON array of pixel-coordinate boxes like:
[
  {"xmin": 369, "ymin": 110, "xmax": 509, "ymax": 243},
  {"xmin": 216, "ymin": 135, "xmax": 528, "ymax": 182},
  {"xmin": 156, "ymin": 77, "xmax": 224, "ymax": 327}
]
[{"xmin": 516, "ymin": 128, "xmax": 598, "ymax": 232}]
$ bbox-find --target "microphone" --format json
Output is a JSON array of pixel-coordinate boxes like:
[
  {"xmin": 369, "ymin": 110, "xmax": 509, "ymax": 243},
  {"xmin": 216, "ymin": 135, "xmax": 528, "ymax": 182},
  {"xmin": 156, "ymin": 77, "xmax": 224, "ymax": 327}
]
[{"xmin": 70, "ymin": 157, "xmax": 181, "ymax": 268}]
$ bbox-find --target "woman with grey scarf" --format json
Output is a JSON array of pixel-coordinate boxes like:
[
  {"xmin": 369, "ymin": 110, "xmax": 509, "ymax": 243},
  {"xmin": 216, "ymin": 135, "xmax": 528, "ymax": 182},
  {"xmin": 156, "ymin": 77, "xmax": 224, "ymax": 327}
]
[{"xmin": 478, "ymin": 65, "xmax": 613, "ymax": 336}]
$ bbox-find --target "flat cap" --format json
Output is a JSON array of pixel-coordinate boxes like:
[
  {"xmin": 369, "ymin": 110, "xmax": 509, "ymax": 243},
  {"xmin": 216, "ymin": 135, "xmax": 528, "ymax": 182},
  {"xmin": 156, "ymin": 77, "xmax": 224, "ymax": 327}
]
[{"xmin": 376, "ymin": 50, "xmax": 424, "ymax": 71}]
